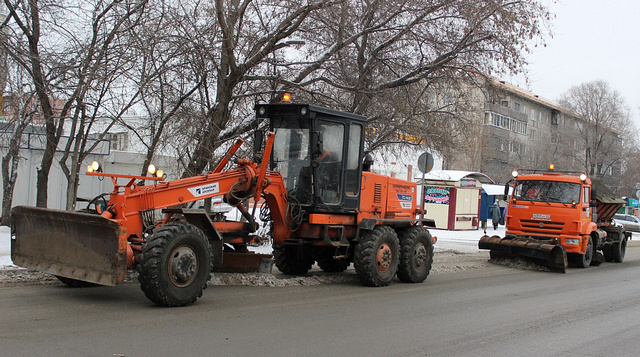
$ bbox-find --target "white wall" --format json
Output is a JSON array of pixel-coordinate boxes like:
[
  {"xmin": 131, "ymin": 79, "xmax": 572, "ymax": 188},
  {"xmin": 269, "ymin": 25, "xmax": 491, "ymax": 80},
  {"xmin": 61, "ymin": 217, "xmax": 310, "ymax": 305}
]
[{"xmin": 3, "ymin": 147, "xmax": 181, "ymax": 210}]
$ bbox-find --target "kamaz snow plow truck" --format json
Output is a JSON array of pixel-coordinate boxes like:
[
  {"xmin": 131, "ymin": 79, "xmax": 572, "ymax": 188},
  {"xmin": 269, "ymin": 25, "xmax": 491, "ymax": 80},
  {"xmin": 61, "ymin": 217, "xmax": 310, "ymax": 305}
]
[
  {"xmin": 479, "ymin": 167, "xmax": 629, "ymax": 273},
  {"xmin": 11, "ymin": 101, "xmax": 436, "ymax": 306}
]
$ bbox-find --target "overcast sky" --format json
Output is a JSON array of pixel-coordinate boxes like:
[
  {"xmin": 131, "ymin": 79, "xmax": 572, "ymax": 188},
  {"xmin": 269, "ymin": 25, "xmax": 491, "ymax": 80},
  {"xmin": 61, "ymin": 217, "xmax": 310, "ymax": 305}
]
[{"xmin": 509, "ymin": 0, "xmax": 640, "ymax": 126}]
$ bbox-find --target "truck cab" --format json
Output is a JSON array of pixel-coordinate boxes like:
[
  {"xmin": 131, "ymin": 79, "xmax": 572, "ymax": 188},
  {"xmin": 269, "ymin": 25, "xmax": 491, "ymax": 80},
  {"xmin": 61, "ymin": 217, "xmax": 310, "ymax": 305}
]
[
  {"xmin": 479, "ymin": 168, "xmax": 628, "ymax": 272},
  {"xmin": 256, "ymin": 103, "xmax": 367, "ymax": 214},
  {"xmin": 506, "ymin": 172, "xmax": 597, "ymax": 256}
]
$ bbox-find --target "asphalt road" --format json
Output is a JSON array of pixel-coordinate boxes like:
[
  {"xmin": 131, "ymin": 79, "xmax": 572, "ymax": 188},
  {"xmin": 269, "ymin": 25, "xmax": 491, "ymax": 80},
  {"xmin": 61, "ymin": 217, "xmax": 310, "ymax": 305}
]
[{"xmin": 2, "ymin": 248, "xmax": 640, "ymax": 357}]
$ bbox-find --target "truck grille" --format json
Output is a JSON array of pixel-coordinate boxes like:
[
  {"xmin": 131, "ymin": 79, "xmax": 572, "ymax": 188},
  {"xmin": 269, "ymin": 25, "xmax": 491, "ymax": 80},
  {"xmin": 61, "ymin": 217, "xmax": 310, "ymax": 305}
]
[{"xmin": 519, "ymin": 219, "xmax": 564, "ymax": 234}]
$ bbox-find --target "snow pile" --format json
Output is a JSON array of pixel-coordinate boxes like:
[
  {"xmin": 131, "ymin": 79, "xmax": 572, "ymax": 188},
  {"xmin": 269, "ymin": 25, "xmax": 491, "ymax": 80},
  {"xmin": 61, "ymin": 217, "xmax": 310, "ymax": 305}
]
[
  {"xmin": 209, "ymin": 272, "xmax": 361, "ymax": 287},
  {"xmin": 488, "ymin": 256, "xmax": 551, "ymax": 272}
]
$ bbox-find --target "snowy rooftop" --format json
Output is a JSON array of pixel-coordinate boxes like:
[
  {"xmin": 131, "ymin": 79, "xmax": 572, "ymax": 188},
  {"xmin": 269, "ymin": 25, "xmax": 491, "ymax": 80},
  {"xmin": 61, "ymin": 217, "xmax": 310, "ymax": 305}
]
[{"xmin": 417, "ymin": 170, "xmax": 496, "ymax": 184}]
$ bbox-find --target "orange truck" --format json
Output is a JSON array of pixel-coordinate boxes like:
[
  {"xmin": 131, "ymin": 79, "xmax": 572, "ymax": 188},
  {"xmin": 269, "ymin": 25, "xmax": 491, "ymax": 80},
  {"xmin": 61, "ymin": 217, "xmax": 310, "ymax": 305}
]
[
  {"xmin": 11, "ymin": 102, "xmax": 436, "ymax": 306},
  {"xmin": 479, "ymin": 168, "xmax": 629, "ymax": 272}
]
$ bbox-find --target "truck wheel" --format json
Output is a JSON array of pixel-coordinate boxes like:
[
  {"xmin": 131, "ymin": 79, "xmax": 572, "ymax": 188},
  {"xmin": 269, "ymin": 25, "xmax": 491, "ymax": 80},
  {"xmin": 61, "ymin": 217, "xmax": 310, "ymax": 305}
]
[
  {"xmin": 317, "ymin": 258, "xmax": 350, "ymax": 273},
  {"xmin": 611, "ymin": 233, "xmax": 627, "ymax": 263},
  {"xmin": 354, "ymin": 226, "xmax": 399, "ymax": 287},
  {"xmin": 273, "ymin": 244, "xmax": 313, "ymax": 275},
  {"xmin": 396, "ymin": 226, "xmax": 433, "ymax": 283},
  {"xmin": 138, "ymin": 222, "xmax": 211, "ymax": 307},
  {"xmin": 574, "ymin": 235, "xmax": 593, "ymax": 268},
  {"xmin": 56, "ymin": 276, "xmax": 99, "ymax": 288}
]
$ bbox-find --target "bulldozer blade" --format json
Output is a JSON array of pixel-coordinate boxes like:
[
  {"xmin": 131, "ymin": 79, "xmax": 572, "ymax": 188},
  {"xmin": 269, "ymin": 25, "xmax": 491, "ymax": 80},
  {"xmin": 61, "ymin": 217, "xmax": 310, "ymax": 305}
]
[
  {"xmin": 11, "ymin": 206, "xmax": 125, "ymax": 286},
  {"xmin": 479, "ymin": 235, "xmax": 567, "ymax": 273}
]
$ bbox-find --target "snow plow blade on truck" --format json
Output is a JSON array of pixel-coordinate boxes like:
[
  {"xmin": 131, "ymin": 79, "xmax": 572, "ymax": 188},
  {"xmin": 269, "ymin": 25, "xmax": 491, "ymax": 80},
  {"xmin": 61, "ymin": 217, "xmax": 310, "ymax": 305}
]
[
  {"xmin": 478, "ymin": 235, "xmax": 567, "ymax": 273},
  {"xmin": 11, "ymin": 206, "xmax": 124, "ymax": 286}
]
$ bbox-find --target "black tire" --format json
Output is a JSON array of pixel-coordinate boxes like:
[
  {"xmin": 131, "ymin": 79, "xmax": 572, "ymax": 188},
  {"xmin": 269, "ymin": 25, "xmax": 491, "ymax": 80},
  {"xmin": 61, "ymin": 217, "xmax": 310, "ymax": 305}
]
[
  {"xmin": 612, "ymin": 233, "xmax": 627, "ymax": 263},
  {"xmin": 138, "ymin": 222, "xmax": 211, "ymax": 307},
  {"xmin": 317, "ymin": 258, "xmax": 350, "ymax": 273},
  {"xmin": 574, "ymin": 235, "xmax": 593, "ymax": 268},
  {"xmin": 396, "ymin": 226, "xmax": 433, "ymax": 283},
  {"xmin": 273, "ymin": 244, "xmax": 313, "ymax": 275},
  {"xmin": 354, "ymin": 226, "xmax": 399, "ymax": 287},
  {"xmin": 56, "ymin": 275, "xmax": 99, "ymax": 288},
  {"xmin": 603, "ymin": 245, "xmax": 613, "ymax": 262}
]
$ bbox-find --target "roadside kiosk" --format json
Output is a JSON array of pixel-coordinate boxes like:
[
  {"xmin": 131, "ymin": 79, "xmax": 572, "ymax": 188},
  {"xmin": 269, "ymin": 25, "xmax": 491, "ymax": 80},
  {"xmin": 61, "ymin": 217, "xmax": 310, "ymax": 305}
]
[{"xmin": 418, "ymin": 170, "xmax": 495, "ymax": 230}]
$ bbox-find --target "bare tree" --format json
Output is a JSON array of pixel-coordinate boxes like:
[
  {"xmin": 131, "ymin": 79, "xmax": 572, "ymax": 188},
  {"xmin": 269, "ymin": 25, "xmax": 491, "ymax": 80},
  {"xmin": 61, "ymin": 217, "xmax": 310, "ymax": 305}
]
[
  {"xmin": 177, "ymin": 0, "xmax": 340, "ymax": 176},
  {"xmin": 0, "ymin": 64, "xmax": 36, "ymax": 225},
  {"xmin": 264, "ymin": 0, "xmax": 551, "ymax": 162},
  {"xmin": 2, "ymin": 0, "xmax": 149, "ymax": 208},
  {"xmin": 558, "ymin": 80, "xmax": 633, "ymax": 188}
]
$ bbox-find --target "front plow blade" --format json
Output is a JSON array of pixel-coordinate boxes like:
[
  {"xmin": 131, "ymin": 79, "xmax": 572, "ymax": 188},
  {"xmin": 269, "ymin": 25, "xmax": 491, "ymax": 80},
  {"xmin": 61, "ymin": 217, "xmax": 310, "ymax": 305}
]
[
  {"xmin": 479, "ymin": 235, "xmax": 567, "ymax": 273},
  {"xmin": 11, "ymin": 206, "xmax": 124, "ymax": 286}
]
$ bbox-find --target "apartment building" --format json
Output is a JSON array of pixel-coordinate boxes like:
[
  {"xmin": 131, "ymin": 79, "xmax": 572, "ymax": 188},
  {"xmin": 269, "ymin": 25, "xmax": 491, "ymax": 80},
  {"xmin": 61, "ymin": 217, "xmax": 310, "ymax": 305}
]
[{"xmin": 447, "ymin": 78, "xmax": 623, "ymax": 186}]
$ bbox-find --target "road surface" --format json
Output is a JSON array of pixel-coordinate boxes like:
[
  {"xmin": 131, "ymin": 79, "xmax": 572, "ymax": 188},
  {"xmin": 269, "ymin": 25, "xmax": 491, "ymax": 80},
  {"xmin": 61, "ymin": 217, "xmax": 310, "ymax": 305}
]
[{"xmin": 1, "ymin": 247, "xmax": 640, "ymax": 357}]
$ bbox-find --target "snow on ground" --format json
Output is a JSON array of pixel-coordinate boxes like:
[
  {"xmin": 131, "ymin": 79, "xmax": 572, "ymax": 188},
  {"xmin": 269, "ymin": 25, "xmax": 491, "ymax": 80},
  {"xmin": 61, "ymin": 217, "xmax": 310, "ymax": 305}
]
[
  {"xmin": 0, "ymin": 224, "xmax": 499, "ymax": 270},
  {"xmin": 0, "ymin": 226, "xmax": 13, "ymax": 268}
]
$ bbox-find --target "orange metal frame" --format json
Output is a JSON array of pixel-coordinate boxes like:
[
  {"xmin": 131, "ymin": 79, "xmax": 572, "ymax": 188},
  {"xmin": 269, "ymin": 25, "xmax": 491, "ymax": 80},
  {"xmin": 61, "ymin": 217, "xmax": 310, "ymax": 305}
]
[{"xmin": 86, "ymin": 133, "xmax": 293, "ymax": 274}]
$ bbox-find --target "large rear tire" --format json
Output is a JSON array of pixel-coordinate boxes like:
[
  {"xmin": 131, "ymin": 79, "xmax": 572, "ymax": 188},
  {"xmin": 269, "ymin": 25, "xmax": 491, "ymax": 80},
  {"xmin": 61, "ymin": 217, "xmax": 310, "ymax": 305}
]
[
  {"xmin": 138, "ymin": 222, "xmax": 211, "ymax": 307},
  {"xmin": 396, "ymin": 226, "xmax": 433, "ymax": 283},
  {"xmin": 273, "ymin": 244, "xmax": 313, "ymax": 275},
  {"xmin": 354, "ymin": 226, "xmax": 399, "ymax": 287},
  {"xmin": 612, "ymin": 233, "xmax": 627, "ymax": 263}
]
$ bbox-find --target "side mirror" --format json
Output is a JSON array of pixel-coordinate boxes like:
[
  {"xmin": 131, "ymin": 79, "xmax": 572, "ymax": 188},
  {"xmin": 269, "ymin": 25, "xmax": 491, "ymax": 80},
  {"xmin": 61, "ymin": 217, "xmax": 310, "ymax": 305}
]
[{"xmin": 503, "ymin": 181, "xmax": 511, "ymax": 201}]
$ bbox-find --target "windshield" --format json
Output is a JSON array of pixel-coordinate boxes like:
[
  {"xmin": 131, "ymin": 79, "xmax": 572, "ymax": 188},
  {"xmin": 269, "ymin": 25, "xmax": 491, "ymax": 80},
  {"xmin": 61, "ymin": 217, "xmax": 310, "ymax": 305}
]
[
  {"xmin": 513, "ymin": 180, "xmax": 581, "ymax": 204},
  {"xmin": 271, "ymin": 118, "xmax": 312, "ymax": 204}
]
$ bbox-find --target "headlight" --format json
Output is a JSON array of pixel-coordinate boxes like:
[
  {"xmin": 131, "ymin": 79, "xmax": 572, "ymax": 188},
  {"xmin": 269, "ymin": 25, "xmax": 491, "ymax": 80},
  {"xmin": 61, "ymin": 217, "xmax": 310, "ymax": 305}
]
[{"xmin": 565, "ymin": 238, "xmax": 580, "ymax": 245}]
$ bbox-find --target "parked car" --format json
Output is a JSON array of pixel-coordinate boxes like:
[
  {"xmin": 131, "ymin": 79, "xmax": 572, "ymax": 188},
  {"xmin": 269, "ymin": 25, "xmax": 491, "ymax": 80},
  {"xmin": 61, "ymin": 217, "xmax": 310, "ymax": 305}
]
[{"xmin": 612, "ymin": 213, "xmax": 640, "ymax": 233}]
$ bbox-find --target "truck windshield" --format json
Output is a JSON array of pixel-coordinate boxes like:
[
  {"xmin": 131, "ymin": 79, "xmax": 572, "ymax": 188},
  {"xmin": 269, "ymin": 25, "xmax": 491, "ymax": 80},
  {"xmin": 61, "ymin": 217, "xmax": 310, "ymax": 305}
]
[
  {"xmin": 271, "ymin": 118, "xmax": 312, "ymax": 205},
  {"xmin": 513, "ymin": 180, "xmax": 581, "ymax": 204}
]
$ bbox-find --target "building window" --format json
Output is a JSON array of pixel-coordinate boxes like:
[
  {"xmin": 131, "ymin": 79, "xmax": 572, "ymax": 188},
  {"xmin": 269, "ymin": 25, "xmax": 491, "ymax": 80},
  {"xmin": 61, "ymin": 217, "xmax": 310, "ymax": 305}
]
[
  {"xmin": 514, "ymin": 102, "xmax": 521, "ymax": 112},
  {"xmin": 104, "ymin": 132, "xmax": 128, "ymax": 151},
  {"xmin": 488, "ymin": 113, "xmax": 527, "ymax": 134},
  {"xmin": 529, "ymin": 129, "xmax": 535, "ymax": 140}
]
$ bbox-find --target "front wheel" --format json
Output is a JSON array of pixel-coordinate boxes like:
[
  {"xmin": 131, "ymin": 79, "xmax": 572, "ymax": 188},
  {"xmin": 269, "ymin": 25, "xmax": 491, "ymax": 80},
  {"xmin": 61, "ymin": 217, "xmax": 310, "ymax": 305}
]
[
  {"xmin": 138, "ymin": 222, "xmax": 212, "ymax": 307},
  {"xmin": 354, "ymin": 226, "xmax": 399, "ymax": 287},
  {"xmin": 574, "ymin": 235, "xmax": 593, "ymax": 268},
  {"xmin": 397, "ymin": 226, "xmax": 433, "ymax": 283}
]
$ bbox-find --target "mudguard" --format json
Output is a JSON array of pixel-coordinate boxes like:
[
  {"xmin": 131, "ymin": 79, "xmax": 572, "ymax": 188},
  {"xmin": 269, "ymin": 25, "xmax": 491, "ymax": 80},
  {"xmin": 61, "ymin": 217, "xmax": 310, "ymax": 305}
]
[{"xmin": 11, "ymin": 206, "xmax": 125, "ymax": 286}]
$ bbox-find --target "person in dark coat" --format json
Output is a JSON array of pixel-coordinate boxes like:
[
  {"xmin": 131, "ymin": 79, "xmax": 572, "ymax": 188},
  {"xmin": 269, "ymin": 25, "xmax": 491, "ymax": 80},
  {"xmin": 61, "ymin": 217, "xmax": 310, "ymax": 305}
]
[{"xmin": 490, "ymin": 202, "xmax": 501, "ymax": 230}]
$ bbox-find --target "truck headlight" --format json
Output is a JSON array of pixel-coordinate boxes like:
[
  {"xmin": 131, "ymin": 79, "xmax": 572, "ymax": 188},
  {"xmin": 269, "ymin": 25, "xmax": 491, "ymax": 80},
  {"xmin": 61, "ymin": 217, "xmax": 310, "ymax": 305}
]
[{"xmin": 565, "ymin": 238, "xmax": 580, "ymax": 245}]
